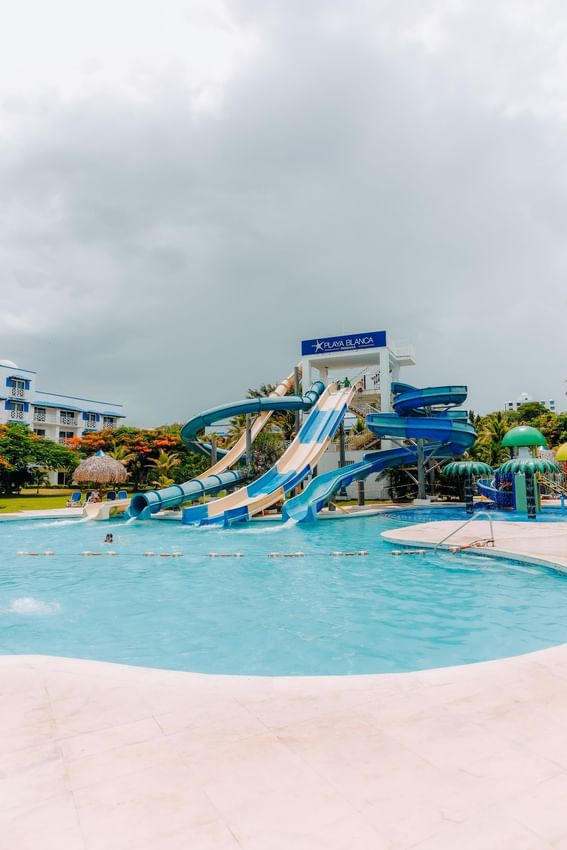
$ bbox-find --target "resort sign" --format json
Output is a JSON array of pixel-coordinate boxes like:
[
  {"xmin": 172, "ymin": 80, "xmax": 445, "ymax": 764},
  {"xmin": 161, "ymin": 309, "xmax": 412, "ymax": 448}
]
[{"xmin": 301, "ymin": 330, "xmax": 387, "ymax": 356}]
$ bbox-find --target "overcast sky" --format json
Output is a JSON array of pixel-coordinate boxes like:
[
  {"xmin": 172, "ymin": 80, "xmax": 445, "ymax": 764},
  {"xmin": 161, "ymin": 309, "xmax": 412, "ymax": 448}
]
[{"xmin": 1, "ymin": 0, "xmax": 566, "ymax": 425}]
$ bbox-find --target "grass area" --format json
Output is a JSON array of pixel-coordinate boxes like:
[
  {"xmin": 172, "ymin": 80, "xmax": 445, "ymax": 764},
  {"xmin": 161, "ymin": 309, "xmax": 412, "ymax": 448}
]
[
  {"xmin": 0, "ymin": 493, "xmax": 73, "ymax": 512},
  {"xmin": 0, "ymin": 488, "xmax": 132, "ymax": 513}
]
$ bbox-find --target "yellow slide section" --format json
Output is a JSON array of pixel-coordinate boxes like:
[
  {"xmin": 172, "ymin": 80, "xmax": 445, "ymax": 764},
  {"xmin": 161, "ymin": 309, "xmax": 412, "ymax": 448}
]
[{"xmin": 200, "ymin": 370, "xmax": 298, "ymax": 479}]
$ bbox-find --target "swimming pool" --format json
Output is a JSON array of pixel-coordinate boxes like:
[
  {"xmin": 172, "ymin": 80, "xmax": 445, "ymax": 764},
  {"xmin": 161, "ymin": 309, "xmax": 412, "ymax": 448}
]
[
  {"xmin": 380, "ymin": 505, "xmax": 567, "ymax": 524},
  {"xmin": 2, "ymin": 514, "xmax": 567, "ymax": 675}
]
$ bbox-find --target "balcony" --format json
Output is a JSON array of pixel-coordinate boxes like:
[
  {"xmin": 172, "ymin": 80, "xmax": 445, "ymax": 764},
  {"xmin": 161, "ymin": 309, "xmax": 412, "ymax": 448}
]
[
  {"xmin": 34, "ymin": 410, "xmax": 46, "ymax": 423},
  {"xmin": 103, "ymin": 419, "xmax": 115, "ymax": 429},
  {"xmin": 9, "ymin": 410, "xmax": 24, "ymax": 421},
  {"xmin": 60, "ymin": 415, "xmax": 78, "ymax": 427},
  {"xmin": 10, "ymin": 386, "xmax": 25, "ymax": 398}
]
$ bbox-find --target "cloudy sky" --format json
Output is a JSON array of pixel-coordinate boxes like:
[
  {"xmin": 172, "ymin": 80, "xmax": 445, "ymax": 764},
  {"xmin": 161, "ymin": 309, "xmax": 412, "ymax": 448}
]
[{"xmin": 1, "ymin": 0, "xmax": 566, "ymax": 425}]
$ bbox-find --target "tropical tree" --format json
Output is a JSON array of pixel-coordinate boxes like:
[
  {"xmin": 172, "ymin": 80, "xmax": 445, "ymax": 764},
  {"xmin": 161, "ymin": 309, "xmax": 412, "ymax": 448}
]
[
  {"xmin": 0, "ymin": 423, "xmax": 79, "ymax": 494},
  {"xmin": 146, "ymin": 450, "xmax": 181, "ymax": 488},
  {"xmin": 470, "ymin": 412, "xmax": 513, "ymax": 466}
]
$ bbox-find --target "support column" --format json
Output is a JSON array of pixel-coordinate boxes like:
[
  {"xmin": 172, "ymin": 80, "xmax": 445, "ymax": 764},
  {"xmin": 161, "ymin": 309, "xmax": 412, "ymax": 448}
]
[
  {"xmin": 357, "ymin": 479, "xmax": 365, "ymax": 506},
  {"xmin": 210, "ymin": 434, "xmax": 217, "ymax": 466},
  {"xmin": 417, "ymin": 439, "xmax": 426, "ymax": 500},
  {"xmin": 294, "ymin": 365, "xmax": 301, "ymax": 434},
  {"xmin": 427, "ymin": 460, "xmax": 436, "ymax": 499},
  {"xmin": 464, "ymin": 473, "xmax": 473, "ymax": 514},
  {"xmin": 338, "ymin": 422, "xmax": 347, "ymax": 496},
  {"xmin": 379, "ymin": 347, "xmax": 392, "ymax": 412}
]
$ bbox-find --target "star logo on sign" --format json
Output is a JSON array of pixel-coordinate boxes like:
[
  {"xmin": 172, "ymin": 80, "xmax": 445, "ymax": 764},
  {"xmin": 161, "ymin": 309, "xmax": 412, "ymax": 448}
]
[{"xmin": 314, "ymin": 340, "xmax": 324, "ymax": 352}]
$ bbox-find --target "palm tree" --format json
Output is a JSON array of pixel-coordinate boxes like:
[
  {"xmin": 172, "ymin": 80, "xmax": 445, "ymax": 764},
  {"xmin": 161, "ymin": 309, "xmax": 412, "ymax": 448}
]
[
  {"xmin": 246, "ymin": 383, "xmax": 297, "ymax": 440},
  {"xmin": 471, "ymin": 412, "xmax": 512, "ymax": 466},
  {"xmin": 146, "ymin": 451, "xmax": 181, "ymax": 479},
  {"xmin": 108, "ymin": 445, "xmax": 137, "ymax": 467}
]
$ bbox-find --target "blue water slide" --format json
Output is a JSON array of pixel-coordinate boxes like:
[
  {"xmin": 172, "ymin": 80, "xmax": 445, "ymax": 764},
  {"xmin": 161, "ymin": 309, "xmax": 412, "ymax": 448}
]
[
  {"xmin": 182, "ymin": 388, "xmax": 352, "ymax": 527},
  {"xmin": 129, "ymin": 470, "xmax": 243, "ymax": 519},
  {"xmin": 181, "ymin": 383, "xmax": 325, "ymax": 458},
  {"xmin": 477, "ymin": 477, "xmax": 514, "ymax": 509},
  {"xmin": 282, "ymin": 383, "xmax": 476, "ymax": 523},
  {"xmin": 282, "ymin": 446, "xmax": 422, "ymax": 523},
  {"xmin": 128, "ymin": 381, "xmax": 325, "ymax": 518}
]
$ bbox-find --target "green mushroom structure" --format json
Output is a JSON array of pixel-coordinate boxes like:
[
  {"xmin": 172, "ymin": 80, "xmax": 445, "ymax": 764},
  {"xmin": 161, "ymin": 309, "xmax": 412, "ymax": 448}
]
[{"xmin": 443, "ymin": 461, "xmax": 493, "ymax": 514}]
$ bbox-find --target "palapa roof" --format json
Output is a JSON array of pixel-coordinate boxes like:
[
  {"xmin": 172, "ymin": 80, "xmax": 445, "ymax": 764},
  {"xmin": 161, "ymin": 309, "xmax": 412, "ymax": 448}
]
[{"xmin": 72, "ymin": 450, "xmax": 127, "ymax": 484}]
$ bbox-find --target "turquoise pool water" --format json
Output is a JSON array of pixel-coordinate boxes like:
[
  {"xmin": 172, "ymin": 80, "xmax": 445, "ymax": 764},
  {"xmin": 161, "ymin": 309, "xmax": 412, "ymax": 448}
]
[
  {"xmin": 382, "ymin": 506, "xmax": 567, "ymax": 524},
  {"xmin": 1, "ymin": 514, "xmax": 567, "ymax": 675}
]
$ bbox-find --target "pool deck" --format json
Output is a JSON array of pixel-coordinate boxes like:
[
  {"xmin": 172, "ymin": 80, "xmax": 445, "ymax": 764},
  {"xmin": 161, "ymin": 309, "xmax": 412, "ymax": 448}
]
[
  {"xmin": 382, "ymin": 518, "xmax": 567, "ymax": 571},
  {"xmin": 3, "ymin": 516, "xmax": 567, "ymax": 848}
]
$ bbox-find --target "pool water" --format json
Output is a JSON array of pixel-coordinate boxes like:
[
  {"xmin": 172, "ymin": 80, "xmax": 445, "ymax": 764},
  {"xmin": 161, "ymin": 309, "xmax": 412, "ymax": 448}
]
[
  {"xmin": 381, "ymin": 506, "xmax": 567, "ymax": 524},
  {"xmin": 1, "ymin": 514, "xmax": 567, "ymax": 676}
]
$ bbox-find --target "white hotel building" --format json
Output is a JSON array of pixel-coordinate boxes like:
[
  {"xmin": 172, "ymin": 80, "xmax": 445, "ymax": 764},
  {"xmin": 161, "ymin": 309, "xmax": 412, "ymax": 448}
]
[{"xmin": 0, "ymin": 359, "xmax": 125, "ymax": 449}]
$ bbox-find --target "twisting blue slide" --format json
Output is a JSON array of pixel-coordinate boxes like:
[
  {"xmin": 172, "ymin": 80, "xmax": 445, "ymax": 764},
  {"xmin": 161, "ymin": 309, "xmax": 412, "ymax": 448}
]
[
  {"xmin": 282, "ymin": 383, "xmax": 476, "ymax": 523},
  {"xmin": 128, "ymin": 380, "xmax": 325, "ymax": 519}
]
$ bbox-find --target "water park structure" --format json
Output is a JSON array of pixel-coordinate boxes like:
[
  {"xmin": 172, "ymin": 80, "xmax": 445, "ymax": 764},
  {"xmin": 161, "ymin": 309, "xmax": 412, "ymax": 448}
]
[{"xmin": 118, "ymin": 330, "xmax": 478, "ymax": 525}]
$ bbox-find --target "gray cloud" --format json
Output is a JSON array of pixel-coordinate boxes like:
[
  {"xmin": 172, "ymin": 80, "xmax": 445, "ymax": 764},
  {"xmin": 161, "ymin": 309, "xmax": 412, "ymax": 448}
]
[{"xmin": 1, "ymin": 0, "xmax": 566, "ymax": 424}]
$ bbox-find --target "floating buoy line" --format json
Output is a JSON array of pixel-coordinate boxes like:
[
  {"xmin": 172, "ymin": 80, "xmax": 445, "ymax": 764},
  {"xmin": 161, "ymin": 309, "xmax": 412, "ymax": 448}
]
[{"xmin": 14, "ymin": 548, "xmax": 445, "ymax": 559}]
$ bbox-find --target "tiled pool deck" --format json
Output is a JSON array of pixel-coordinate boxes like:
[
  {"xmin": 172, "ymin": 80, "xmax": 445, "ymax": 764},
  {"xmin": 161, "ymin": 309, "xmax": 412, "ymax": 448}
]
[{"xmin": 3, "ymin": 518, "xmax": 567, "ymax": 848}]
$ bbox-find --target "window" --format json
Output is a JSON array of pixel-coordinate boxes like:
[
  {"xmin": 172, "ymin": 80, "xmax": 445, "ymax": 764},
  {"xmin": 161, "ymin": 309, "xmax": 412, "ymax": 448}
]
[
  {"xmin": 34, "ymin": 428, "xmax": 46, "ymax": 437},
  {"xmin": 85, "ymin": 413, "xmax": 97, "ymax": 428},
  {"xmin": 103, "ymin": 416, "xmax": 115, "ymax": 429},
  {"xmin": 9, "ymin": 401, "xmax": 24, "ymax": 420},
  {"xmin": 34, "ymin": 407, "xmax": 47, "ymax": 422},
  {"xmin": 11, "ymin": 379, "xmax": 25, "ymax": 398},
  {"xmin": 59, "ymin": 430, "xmax": 74, "ymax": 445},
  {"xmin": 60, "ymin": 410, "xmax": 77, "ymax": 426}
]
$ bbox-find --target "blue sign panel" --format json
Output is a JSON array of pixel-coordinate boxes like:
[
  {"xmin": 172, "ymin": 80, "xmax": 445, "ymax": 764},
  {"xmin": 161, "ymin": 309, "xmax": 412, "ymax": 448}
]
[{"xmin": 301, "ymin": 330, "xmax": 387, "ymax": 356}]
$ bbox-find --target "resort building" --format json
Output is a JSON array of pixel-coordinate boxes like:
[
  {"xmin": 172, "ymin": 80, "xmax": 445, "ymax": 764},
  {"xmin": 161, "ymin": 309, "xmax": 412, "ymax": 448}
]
[
  {"xmin": 0, "ymin": 359, "xmax": 125, "ymax": 445},
  {"xmin": 504, "ymin": 392, "xmax": 557, "ymax": 413}
]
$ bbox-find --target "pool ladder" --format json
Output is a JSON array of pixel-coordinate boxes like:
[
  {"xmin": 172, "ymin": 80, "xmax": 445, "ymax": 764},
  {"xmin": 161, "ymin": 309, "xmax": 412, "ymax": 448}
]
[{"xmin": 433, "ymin": 510, "xmax": 495, "ymax": 554}]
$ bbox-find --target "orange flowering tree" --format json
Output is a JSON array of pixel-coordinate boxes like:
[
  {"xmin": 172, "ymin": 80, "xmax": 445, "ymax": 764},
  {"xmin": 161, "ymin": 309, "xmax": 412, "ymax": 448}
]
[{"xmin": 65, "ymin": 425, "xmax": 210, "ymax": 490}]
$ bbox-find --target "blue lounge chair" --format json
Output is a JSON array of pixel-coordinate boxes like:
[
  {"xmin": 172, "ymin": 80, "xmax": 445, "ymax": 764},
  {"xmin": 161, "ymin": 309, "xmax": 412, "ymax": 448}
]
[
  {"xmin": 106, "ymin": 491, "xmax": 116, "ymax": 501},
  {"xmin": 66, "ymin": 491, "xmax": 82, "ymax": 507},
  {"xmin": 117, "ymin": 490, "xmax": 128, "ymax": 500}
]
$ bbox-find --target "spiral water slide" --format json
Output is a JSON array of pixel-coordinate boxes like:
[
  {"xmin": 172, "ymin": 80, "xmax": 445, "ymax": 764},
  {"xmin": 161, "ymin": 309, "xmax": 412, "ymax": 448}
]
[
  {"xmin": 181, "ymin": 385, "xmax": 355, "ymax": 526},
  {"xmin": 127, "ymin": 373, "xmax": 326, "ymax": 520},
  {"xmin": 282, "ymin": 383, "xmax": 476, "ymax": 523}
]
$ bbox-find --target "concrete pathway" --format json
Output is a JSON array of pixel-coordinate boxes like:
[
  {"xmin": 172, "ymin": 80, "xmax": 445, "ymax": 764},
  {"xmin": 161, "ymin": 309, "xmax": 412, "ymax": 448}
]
[{"xmin": 3, "ymin": 648, "xmax": 567, "ymax": 849}]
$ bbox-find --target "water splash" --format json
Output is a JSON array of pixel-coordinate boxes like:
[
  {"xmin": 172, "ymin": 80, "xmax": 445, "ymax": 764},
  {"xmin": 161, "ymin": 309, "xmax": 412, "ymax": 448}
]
[
  {"xmin": 37, "ymin": 516, "xmax": 90, "ymax": 528},
  {"xmin": 4, "ymin": 597, "xmax": 61, "ymax": 615},
  {"xmin": 224, "ymin": 518, "xmax": 298, "ymax": 535}
]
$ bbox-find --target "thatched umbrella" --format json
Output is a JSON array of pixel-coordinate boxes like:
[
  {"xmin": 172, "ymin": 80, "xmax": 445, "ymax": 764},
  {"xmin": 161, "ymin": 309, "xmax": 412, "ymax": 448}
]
[{"xmin": 72, "ymin": 450, "xmax": 127, "ymax": 488}]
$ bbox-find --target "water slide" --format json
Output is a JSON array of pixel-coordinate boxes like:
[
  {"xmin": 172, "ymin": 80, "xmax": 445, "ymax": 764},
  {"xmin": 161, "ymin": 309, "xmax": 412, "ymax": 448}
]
[
  {"xmin": 476, "ymin": 477, "xmax": 514, "ymax": 508},
  {"xmin": 127, "ymin": 376, "xmax": 326, "ymax": 520},
  {"xmin": 181, "ymin": 385, "xmax": 356, "ymax": 526},
  {"xmin": 282, "ymin": 383, "xmax": 476, "ymax": 523}
]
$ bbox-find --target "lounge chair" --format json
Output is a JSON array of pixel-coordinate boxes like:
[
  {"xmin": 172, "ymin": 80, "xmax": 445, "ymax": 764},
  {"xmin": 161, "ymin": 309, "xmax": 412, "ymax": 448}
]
[
  {"xmin": 106, "ymin": 491, "xmax": 117, "ymax": 501},
  {"xmin": 65, "ymin": 491, "xmax": 82, "ymax": 507},
  {"xmin": 117, "ymin": 490, "xmax": 128, "ymax": 500}
]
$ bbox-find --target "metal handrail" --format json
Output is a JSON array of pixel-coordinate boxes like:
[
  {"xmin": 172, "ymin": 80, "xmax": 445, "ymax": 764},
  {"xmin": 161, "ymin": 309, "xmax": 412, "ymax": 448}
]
[{"xmin": 433, "ymin": 510, "xmax": 495, "ymax": 553}]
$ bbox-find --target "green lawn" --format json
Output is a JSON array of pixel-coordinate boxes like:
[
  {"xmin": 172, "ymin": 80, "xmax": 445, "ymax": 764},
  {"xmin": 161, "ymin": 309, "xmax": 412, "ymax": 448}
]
[{"xmin": 0, "ymin": 493, "xmax": 74, "ymax": 512}]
